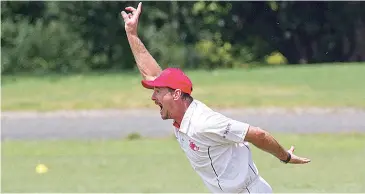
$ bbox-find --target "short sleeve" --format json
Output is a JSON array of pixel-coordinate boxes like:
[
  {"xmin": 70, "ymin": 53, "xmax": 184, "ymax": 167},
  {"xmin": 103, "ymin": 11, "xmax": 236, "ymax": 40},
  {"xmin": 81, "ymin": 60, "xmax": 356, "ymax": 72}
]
[{"xmin": 199, "ymin": 113, "xmax": 250, "ymax": 144}]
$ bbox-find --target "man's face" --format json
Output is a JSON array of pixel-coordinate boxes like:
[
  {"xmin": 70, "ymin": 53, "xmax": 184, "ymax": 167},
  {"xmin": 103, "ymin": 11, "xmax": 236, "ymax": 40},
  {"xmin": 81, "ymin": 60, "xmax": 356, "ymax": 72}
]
[{"xmin": 151, "ymin": 87, "xmax": 174, "ymax": 120}]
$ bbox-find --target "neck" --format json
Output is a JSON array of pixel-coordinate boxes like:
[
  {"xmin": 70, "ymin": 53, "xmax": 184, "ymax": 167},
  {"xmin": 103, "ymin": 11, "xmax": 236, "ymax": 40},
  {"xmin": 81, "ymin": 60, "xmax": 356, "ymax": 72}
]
[{"xmin": 173, "ymin": 99, "xmax": 193, "ymax": 127}]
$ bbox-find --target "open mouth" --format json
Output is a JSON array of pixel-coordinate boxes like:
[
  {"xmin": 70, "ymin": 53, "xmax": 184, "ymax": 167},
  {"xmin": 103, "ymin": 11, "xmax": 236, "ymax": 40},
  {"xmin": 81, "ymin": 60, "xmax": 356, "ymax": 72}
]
[{"xmin": 155, "ymin": 102, "xmax": 163, "ymax": 112}]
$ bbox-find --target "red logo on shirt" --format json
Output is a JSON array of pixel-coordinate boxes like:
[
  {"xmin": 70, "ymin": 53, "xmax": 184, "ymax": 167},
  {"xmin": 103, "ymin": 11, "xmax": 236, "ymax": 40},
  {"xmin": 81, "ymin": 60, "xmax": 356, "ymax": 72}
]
[{"xmin": 189, "ymin": 140, "xmax": 199, "ymax": 151}]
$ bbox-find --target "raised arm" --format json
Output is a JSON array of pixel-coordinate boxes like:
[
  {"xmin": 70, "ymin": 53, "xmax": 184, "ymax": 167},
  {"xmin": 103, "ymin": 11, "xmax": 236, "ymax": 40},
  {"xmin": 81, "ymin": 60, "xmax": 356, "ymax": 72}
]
[{"xmin": 121, "ymin": 2, "xmax": 162, "ymax": 80}]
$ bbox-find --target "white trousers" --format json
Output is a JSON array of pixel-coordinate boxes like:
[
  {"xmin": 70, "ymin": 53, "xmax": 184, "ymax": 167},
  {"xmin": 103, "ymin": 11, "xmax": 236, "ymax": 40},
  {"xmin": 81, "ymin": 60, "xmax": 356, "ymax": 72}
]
[{"xmin": 240, "ymin": 176, "xmax": 272, "ymax": 194}]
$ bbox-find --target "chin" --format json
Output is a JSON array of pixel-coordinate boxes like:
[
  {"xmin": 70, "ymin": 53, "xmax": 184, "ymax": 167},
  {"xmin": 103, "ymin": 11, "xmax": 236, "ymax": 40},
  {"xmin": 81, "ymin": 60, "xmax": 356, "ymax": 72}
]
[
  {"xmin": 160, "ymin": 114, "xmax": 170, "ymax": 120},
  {"xmin": 161, "ymin": 114, "xmax": 169, "ymax": 120}
]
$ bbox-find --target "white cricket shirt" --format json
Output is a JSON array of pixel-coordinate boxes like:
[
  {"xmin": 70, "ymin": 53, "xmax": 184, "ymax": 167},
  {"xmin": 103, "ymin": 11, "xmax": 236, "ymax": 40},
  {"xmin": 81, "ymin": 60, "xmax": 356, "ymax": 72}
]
[{"xmin": 173, "ymin": 99, "xmax": 260, "ymax": 193}]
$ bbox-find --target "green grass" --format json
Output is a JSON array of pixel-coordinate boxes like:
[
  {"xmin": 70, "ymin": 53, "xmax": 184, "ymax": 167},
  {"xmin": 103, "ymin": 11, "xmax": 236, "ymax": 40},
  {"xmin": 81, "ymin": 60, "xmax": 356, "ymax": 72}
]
[
  {"xmin": 2, "ymin": 133, "xmax": 365, "ymax": 193},
  {"xmin": 2, "ymin": 63, "xmax": 365, "ymax": 111}
]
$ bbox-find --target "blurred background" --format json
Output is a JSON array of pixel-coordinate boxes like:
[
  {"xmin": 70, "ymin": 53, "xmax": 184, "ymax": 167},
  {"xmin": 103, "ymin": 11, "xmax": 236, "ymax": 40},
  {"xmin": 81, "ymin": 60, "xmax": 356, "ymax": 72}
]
[
  {"xmin": 1, "ymin": 1, "xmax": 365, "ymax": 193},
  {"xmin": 1, "ymin": 1, "xmax": 364, "ymax": 74}
]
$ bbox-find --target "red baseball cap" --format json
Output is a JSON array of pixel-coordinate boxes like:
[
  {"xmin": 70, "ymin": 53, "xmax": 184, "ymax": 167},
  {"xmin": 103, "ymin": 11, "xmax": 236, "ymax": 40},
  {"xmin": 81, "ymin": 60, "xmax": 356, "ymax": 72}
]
[{"xmin": 141, "ymin": 68, "xmax": 193, "ymax": 95}]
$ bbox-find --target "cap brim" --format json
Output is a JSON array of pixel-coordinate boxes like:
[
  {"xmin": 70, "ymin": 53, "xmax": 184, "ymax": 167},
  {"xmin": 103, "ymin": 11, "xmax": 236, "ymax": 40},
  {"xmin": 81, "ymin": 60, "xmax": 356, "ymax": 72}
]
[{"xmin": 141, "ymin": 80, "xmax": 166, "ymax": 90}]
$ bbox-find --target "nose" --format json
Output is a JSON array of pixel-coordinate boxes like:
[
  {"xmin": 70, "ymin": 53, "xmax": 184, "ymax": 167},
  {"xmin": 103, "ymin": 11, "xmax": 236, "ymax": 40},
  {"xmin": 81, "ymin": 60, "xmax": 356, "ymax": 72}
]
[{"xmin": 151, "ymin": 90, "xmax": 157, "ymax": 101}]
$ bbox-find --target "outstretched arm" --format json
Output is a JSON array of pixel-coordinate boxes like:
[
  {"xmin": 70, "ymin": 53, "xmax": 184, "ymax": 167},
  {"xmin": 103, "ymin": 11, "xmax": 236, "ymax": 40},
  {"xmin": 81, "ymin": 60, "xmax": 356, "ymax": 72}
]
[
  {"xmin": 121, "ymin": 2, "xmax": 162, "ymax": 80},
  {"xmin": 244, "ymin": 126, "xmax": 310, "ymax": 164},
  {"xmin": 200, "ymin": 115, "xmax": 310, "ymax": 164}
]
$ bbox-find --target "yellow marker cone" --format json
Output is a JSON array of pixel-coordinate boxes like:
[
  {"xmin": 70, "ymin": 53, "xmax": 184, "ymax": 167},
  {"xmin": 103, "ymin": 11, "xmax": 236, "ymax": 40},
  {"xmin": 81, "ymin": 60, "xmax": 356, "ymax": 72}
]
[{"xmin": 35, "ymin": 164, "xmax": 48, "ymax": 174}]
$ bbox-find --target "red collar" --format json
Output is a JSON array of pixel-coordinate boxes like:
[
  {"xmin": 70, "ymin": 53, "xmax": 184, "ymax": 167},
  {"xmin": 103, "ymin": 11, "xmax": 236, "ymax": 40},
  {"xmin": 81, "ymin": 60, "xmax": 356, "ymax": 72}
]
[{"xmin": 173, "ymin": 121, "xmax": 180, "ymax": 129}]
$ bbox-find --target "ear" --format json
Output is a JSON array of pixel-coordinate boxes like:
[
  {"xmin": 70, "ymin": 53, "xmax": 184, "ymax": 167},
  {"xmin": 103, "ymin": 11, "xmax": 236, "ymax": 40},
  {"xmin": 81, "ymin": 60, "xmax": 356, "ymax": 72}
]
[{"xmin": 173, "ymin": 89, "xmax": 182, "ymax": 100}]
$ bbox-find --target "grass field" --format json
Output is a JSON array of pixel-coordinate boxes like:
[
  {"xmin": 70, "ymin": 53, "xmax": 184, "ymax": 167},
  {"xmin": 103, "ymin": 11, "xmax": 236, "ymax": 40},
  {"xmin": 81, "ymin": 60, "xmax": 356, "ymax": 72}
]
[
  {"xmin": 2, "ymin": 133, "xmax": 365, "ymax": 193},
  {"xmin": 2, "ymin": 63, "xmax": 365, "ymax": 111}
]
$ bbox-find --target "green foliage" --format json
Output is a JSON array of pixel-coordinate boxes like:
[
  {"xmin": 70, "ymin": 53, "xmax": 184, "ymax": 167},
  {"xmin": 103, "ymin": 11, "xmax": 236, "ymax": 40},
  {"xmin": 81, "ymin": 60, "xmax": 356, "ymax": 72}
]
[
  {"xmin": 55, "ymin": 1, "xmax": 136, "ymax": 70},
  {"xmin": 195, "ymin": 33, "xmax": 254, "ymax": 69},
  {"xmin": 1, "ymin": 19, "xmax": 90, "ymax": 74},
  {"xmin": 141, "ymin": 13, "xmax": 186, "ymax": 69},
  {"xmin": 192, "ymin": 2, "xmax": 231, "ymax": 16},
  {"xmin": 195, "ymin": 34, "xmax": 235, "ymax": 69},
  {"xmin": 268, "ymin": 1, "xmax": 279, "ymax": 11},
  {"xmin": 1, "ymin": 1, "xmax": 364, "ymax": 74},
  {"xmin": 0, "ymin": 1, "xmax": 47, "ymax": 24},
  {"xmin": 265, "ymin": 51, "xmax": 288, "ymax": 65}
]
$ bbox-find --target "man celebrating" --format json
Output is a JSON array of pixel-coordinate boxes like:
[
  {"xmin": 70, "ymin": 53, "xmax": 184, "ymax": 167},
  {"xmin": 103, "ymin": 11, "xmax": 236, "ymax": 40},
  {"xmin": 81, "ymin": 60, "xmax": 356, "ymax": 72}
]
[{"xmin": 121, "ymin": 3, "xmax": 310, "ymax": 193}]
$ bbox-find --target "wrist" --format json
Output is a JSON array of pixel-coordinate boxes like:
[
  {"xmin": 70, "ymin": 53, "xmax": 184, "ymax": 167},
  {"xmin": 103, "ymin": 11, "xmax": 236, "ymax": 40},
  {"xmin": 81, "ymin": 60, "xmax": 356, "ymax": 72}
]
[
  {"xmin": 280, "ymin": 152, "xmax": 291, "ymax": 164},
  {"xmin": 126, "ymin": 32, "xmax": 138, "ymax": 38}
]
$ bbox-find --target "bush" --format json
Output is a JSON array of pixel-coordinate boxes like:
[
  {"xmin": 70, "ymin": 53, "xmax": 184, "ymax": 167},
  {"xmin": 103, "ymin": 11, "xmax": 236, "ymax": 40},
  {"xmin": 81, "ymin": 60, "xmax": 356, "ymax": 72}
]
[
  {"xmin": 1, "ymin": 19, "xmax": 90, "ymax": 74},
  {"xmin": 194, "ymin": 33, "xmax": 255, "ymax": 69},
  {"xmin": 141, "ymin": 22, "xmax": 189, "ymax": 69},
  {"xmin": 265, "ymin": 51, "xmax": 288, "ymax": 65}
]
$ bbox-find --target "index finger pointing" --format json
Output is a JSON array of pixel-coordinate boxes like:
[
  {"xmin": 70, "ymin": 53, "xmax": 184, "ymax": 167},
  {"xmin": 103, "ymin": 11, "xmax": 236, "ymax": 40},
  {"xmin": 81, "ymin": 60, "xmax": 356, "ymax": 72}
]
[{"xmin": 136, "ymin": 2, "xmax": 142, "ymax": 16}]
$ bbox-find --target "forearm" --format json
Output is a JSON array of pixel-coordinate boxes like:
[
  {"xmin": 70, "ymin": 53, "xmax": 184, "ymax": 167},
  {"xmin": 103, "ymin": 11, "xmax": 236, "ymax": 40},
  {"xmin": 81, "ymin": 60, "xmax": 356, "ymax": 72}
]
[
  {"xmin": 248, "ymin": 128, "xmax": 288, "ymax": 161},
  {"xmin": 127, "ymin": 34, "xmax": 162, "ymax": 80}
]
